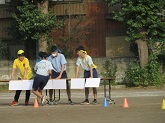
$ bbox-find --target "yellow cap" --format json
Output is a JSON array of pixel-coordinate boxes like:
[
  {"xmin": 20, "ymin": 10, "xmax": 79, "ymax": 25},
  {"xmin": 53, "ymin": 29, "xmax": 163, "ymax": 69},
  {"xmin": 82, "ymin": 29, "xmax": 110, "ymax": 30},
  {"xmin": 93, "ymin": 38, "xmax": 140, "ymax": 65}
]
[{"xmin": 17, "ymin": 50, "xmax": 24, "ymax": 55}]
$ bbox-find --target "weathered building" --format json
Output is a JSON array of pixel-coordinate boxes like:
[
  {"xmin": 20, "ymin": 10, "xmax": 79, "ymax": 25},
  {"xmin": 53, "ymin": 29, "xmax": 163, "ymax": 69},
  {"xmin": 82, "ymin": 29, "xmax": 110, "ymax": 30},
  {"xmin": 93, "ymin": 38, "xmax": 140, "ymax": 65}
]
[
  {"xmin": 0, "ymin": 0, "xmax": 134, "ymax": 59},
  {"xmin": 0, "ymin": 0, "xmax": 135, "ymax": 83}
]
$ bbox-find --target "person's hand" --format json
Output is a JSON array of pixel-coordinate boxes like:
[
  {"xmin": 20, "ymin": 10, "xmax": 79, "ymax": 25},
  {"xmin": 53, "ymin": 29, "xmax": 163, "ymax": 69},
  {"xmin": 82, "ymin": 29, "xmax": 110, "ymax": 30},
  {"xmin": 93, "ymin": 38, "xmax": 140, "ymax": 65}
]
[
  {"xmin": 56, "ymin": 75, "xmax": 61, "ymax": 79},
  {"xmin": 22, "ymin": 77, "xmax": 27, "ymax": 80},
  {"xmin": 10, "ymin": 77, "xmax": 13, "ymax": 81}
]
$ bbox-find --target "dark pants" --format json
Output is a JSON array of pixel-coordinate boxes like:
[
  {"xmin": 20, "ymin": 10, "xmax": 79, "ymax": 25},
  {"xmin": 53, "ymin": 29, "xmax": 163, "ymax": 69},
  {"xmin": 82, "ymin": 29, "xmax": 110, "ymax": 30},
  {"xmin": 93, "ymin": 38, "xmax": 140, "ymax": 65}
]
[
  {"xmin": 32, "ymin": 74, "xmax": 49, "ymax": 91},
  {"xmin": 51, "ymin": 71, "xmax": 69, "ymax": 86},
  {"xmin": 51, "ymin": 71, "xmax": 67, "ymax": 79},
  {"xmin": 14, "ymin": 90, "xmax": 30, "ymax": 102},
  {"xmin": 84, "ymin": 68, "xmax": 98, "ymax": 96},
  {"xmin": 14, "ymin": 78, "xmax": 31, "ymax": 102},
  {"xmin": 49, "ymin": 71, "xmax": 71, "ymax": 100},
  {"xmin": 84, "ymin": 68, "xmax": 98, "ymax": 78}
]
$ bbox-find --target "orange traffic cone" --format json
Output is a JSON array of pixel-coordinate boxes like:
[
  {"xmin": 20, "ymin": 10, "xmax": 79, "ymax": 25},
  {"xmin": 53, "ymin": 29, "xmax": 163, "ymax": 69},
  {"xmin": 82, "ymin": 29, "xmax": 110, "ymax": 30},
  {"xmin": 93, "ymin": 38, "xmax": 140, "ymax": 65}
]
[
  {"xmin": 34, "ymin": 99, "xmax": 39, "ymax": 108},
  {"xmin": 123, "ymin": 98, "xmax": 128, "ymax": 108},
  {"xmin": 161, "ymin": 99, "xmax": 165, "ymax": 109}
]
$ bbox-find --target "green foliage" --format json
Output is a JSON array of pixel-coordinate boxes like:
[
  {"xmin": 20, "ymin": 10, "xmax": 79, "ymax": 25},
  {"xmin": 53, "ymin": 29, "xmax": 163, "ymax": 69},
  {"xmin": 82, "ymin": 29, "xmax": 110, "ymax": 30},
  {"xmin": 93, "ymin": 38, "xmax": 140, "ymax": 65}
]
[
  {"xmin": 0, "ymin": 84, "xmax": 9, "ymax": 92},
  {"xmin": 153, "ymin": 42, "xmax": 165, "ymax": 67},
  {"xmin": 125, "ymin": 53, "xmax": 163, "ymax": 86},
  {"xmin": 124, "ymin": 60, "xmax": 147, "ymax": 86},
  {"xmin": 100, "ymin": 60, "xmax": 117, "ymax": 85},
  {"xmin": 9, "ymin": 0, "xmax": 63, "ymax": 43},
  {"xmin": 35, "ymin": 0, "xmax": 47, "ymax": 2},
  {"xmin": 46, "ymin": 37, "xmax": 55, "ymax": 53},
  {"xmin": 58, "ymin": 36, "xmax": 73, "ymax": 58},
  {"xmin": 0, "ymin": 41, "xmax": 8, "ymax": 59},
  {"xmin": 147, "ymin": 53, "xmax": 162, "ymax": 85},
  {"xmin": 104, "ymin": 0, "xmax": 165, "ymax": 43},
  {"xmin": 100, "ymin": 60, "xmax": 117, "ymax": 78}
]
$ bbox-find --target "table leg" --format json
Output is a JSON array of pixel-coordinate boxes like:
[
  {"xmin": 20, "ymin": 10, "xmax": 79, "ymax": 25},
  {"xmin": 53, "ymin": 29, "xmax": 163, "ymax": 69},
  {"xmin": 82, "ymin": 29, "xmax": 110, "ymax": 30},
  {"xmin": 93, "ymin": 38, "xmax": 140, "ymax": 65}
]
[
  {"xmin": 109, "ymin": 80, "xmax": 111, "ymax": 100},
  {"xmin": 108, "ymin": 80, "xmax": 116, "ymax": 104},
  {"xmin": 54, "ymin": 89, "xmax": 60, "ymax": 102},
  {"xmin": 45, "ymin": 90, "xmax": 50, "ymax": 104},
  {"xmin": 104, "ymin": 80, "xmax": 106, "ymax": 98}
]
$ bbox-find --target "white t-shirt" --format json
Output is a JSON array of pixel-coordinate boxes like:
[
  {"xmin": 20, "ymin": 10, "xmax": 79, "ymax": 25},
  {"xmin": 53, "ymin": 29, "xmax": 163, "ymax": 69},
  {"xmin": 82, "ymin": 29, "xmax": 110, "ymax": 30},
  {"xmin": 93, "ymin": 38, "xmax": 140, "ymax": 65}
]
[
  {"xmin": 34, "ymin": 60, "xmax": 53, "ymax": 76},
  {"xmin": 76, "ymin": 55, "xmax": 93, "ymax": 71}
]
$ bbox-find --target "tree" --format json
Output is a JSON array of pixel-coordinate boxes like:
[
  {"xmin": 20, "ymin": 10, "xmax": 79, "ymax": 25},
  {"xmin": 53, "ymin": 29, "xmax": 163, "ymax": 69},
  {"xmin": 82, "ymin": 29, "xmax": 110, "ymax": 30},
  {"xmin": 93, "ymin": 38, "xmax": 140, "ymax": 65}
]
[
  {"xmin": 34, "ymin": 0, "xmax": 52, "ymax": 52},
  {"xmin": 104, "ymin": 0, "xmax": 165, "ymax": 68},
  {"xmin": 9, "ymin": 0, "xmax": 62, "ymax": 52}
]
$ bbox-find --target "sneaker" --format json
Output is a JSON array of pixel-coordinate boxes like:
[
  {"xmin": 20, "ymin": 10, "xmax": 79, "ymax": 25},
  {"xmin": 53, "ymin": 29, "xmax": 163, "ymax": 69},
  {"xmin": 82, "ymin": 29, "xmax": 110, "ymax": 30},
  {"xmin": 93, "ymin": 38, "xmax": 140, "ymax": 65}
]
[
  {"xmin": 41, "ymin": 96, "xmax": 47, "ymax": 106},
  {"xmin": 68, "ymin": 100, "xmax": 74, "ymax": 105},
  {"xmin": 81, "ymin": 99, "xmax": 90, "ymax": 105},
  {"xmin": 91, "ymin": 100, "xmax": 97, "ymax": 105},
  {"xmin": 54, "ymin": 101, "xmax": 58, "ymax": 105},
  {"xmin": 24, "ymin": 101, "xmax": 29, "ymax": 105},
  {"xmin": 49, "ymin": 101, "xmax": 54, "ymax": 105},
  {"xmin": 10, "ymin": 101, "xmax": 19, "ymax": 106}
]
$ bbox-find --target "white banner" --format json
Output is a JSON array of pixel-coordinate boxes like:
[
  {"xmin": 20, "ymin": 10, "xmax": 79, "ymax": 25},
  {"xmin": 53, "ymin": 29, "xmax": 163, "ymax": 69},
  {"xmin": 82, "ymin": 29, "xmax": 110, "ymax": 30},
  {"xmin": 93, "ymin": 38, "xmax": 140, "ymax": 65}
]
[
  {"xmin": 85, "ymin": 78, "xmax": 101, "ymax": 87},
  {"xmin": 9, "ymin": 80, "xmax": 23, "ymax": 90},
  {"xmin": 9, "ymin": 78, "xmax": 100, "ymax": 90},
  {"xmin": 52, "ymin": 79, "xmax": 66, "ymax": 89},
  {"xmin": 71, "ymin": 78, "xmax": 85, "ymax": 89}
]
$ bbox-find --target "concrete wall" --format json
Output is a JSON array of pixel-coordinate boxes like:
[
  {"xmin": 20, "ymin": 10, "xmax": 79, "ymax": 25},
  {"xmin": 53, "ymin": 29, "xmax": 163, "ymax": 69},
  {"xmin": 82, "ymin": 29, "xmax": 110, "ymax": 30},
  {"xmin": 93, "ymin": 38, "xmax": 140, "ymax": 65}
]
[{"xmin": 0, "ymin": 57, "xmax": 136, "ymax": 83}]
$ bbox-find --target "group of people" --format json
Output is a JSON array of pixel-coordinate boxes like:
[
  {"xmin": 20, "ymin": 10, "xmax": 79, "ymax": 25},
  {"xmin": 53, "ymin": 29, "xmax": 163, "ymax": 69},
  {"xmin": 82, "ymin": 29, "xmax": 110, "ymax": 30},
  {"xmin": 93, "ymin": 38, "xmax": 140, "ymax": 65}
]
[{"xmin": 9, "ymin": 45, "xmax": 99, "ymax": 106}]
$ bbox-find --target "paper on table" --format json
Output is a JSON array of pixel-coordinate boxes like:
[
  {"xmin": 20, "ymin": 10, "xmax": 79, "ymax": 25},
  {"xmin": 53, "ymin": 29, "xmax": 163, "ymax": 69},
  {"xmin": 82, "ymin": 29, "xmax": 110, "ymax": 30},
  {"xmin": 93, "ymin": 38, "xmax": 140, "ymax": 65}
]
[
  {"xmin": 22, "ymin": 80, "xmax": 33, "ymax": 90},
  {"xmin": 52, "ymin": 79, "xmax": 66, "ymax": 89},
  {"xmin": 85, "ymin": 78, "xmax": 101, "ymax": 87},
  {"xmin": 43, "ymin": 79, "xmax": 53, "ymax": 89},
  {"xmin": 9, "ymin": 80, "xmax": 23, "ymax": 90},
  {"xmin": 71, "ymin": 78, "xmax": 85, "ymax": 89}
]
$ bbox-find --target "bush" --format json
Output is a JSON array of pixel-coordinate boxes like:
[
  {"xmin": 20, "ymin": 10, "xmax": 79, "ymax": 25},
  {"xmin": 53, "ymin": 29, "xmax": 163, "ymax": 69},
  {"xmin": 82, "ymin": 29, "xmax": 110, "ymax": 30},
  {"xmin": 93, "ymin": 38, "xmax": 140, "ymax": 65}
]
[
  {"xmin": 125, "ymin": 53, "xmax": 163, "ymax": 86},
  {"xmin": 0, "ymin": 41, "xmax": 8, "ymax": 59},
  {"xmin": 100, "ymin": 60, "xmax": 117, "ymax": 85}
]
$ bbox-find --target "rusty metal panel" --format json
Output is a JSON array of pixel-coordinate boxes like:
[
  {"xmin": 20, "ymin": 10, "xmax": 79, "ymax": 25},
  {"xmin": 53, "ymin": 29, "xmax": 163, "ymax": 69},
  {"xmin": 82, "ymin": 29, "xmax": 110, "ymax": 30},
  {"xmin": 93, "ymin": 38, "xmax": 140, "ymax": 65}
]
[
  {"xmin": 0, "ymin": 1, "xmax": 127, "ymax": 58},
  {"xmin": 8, "ymin": 44, "xmax": 25, "ymax": 59},
  {"xmin": 106, "ymin": 19, "xmax": 127, "ymax": 36},
  {"xmin": 108, "ymin": 3, "xmax": 121, "ymax": 13},
  {"xmin": 52, "ymin": 3, "xmax": 86, "ymax": 15},
  {"xmin": 0, "ymin": 19, "xmax": 11, "ymax": 39},
  {"xmin": 51, "ymin": 2, "xmax": 126, "ymax": 57},
  {"xmin": 51, "ymin": 2, "xmax": 109, "ymax": 57},
  {"xmin": 84, "ymin": 2, "xmax": 108, "ymax": 57},
  {"xmin": 0, "ymin": 6, "xmax": 12, "ymax": 19}
]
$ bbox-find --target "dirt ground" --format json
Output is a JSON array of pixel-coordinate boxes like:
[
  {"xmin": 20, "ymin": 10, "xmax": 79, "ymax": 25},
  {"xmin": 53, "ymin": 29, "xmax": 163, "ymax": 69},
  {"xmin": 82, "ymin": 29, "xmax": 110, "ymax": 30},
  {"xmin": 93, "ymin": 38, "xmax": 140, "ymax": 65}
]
[{"xmin": 0, "ymin": 87, "xmax": 165, "ymax": 123}]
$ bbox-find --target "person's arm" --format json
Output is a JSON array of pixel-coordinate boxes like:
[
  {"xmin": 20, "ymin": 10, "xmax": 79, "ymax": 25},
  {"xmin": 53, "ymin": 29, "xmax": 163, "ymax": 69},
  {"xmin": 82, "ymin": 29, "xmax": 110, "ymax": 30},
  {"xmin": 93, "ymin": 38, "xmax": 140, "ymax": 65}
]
[
  {"xmin": 89, "ymin": 65, "xmax": 93, "ymax": 78},
  {"xmin": 23, "ymin": 67, "xmax": 28, "ymax": 79},
  {"xmin": 87, "ymin": 55, "xmax": 93, "ymax": 78},
  {"xmin": 11, "ymin": 68, "xmax": 16, "ymax": 80},
  {"xmin": 56, "ymin": 64, "xmax": 65, "ymax": 79},
  {"xmin": 75, "ymin": 65, "xmax": 80, "ymax": 78},
  {"xmin": 23, "ymin": 58, "xmax": 30, "ymax": 79},
  {"xmin": 48, "ymin": 70, "xmax": 52, "ymax": 79}
]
